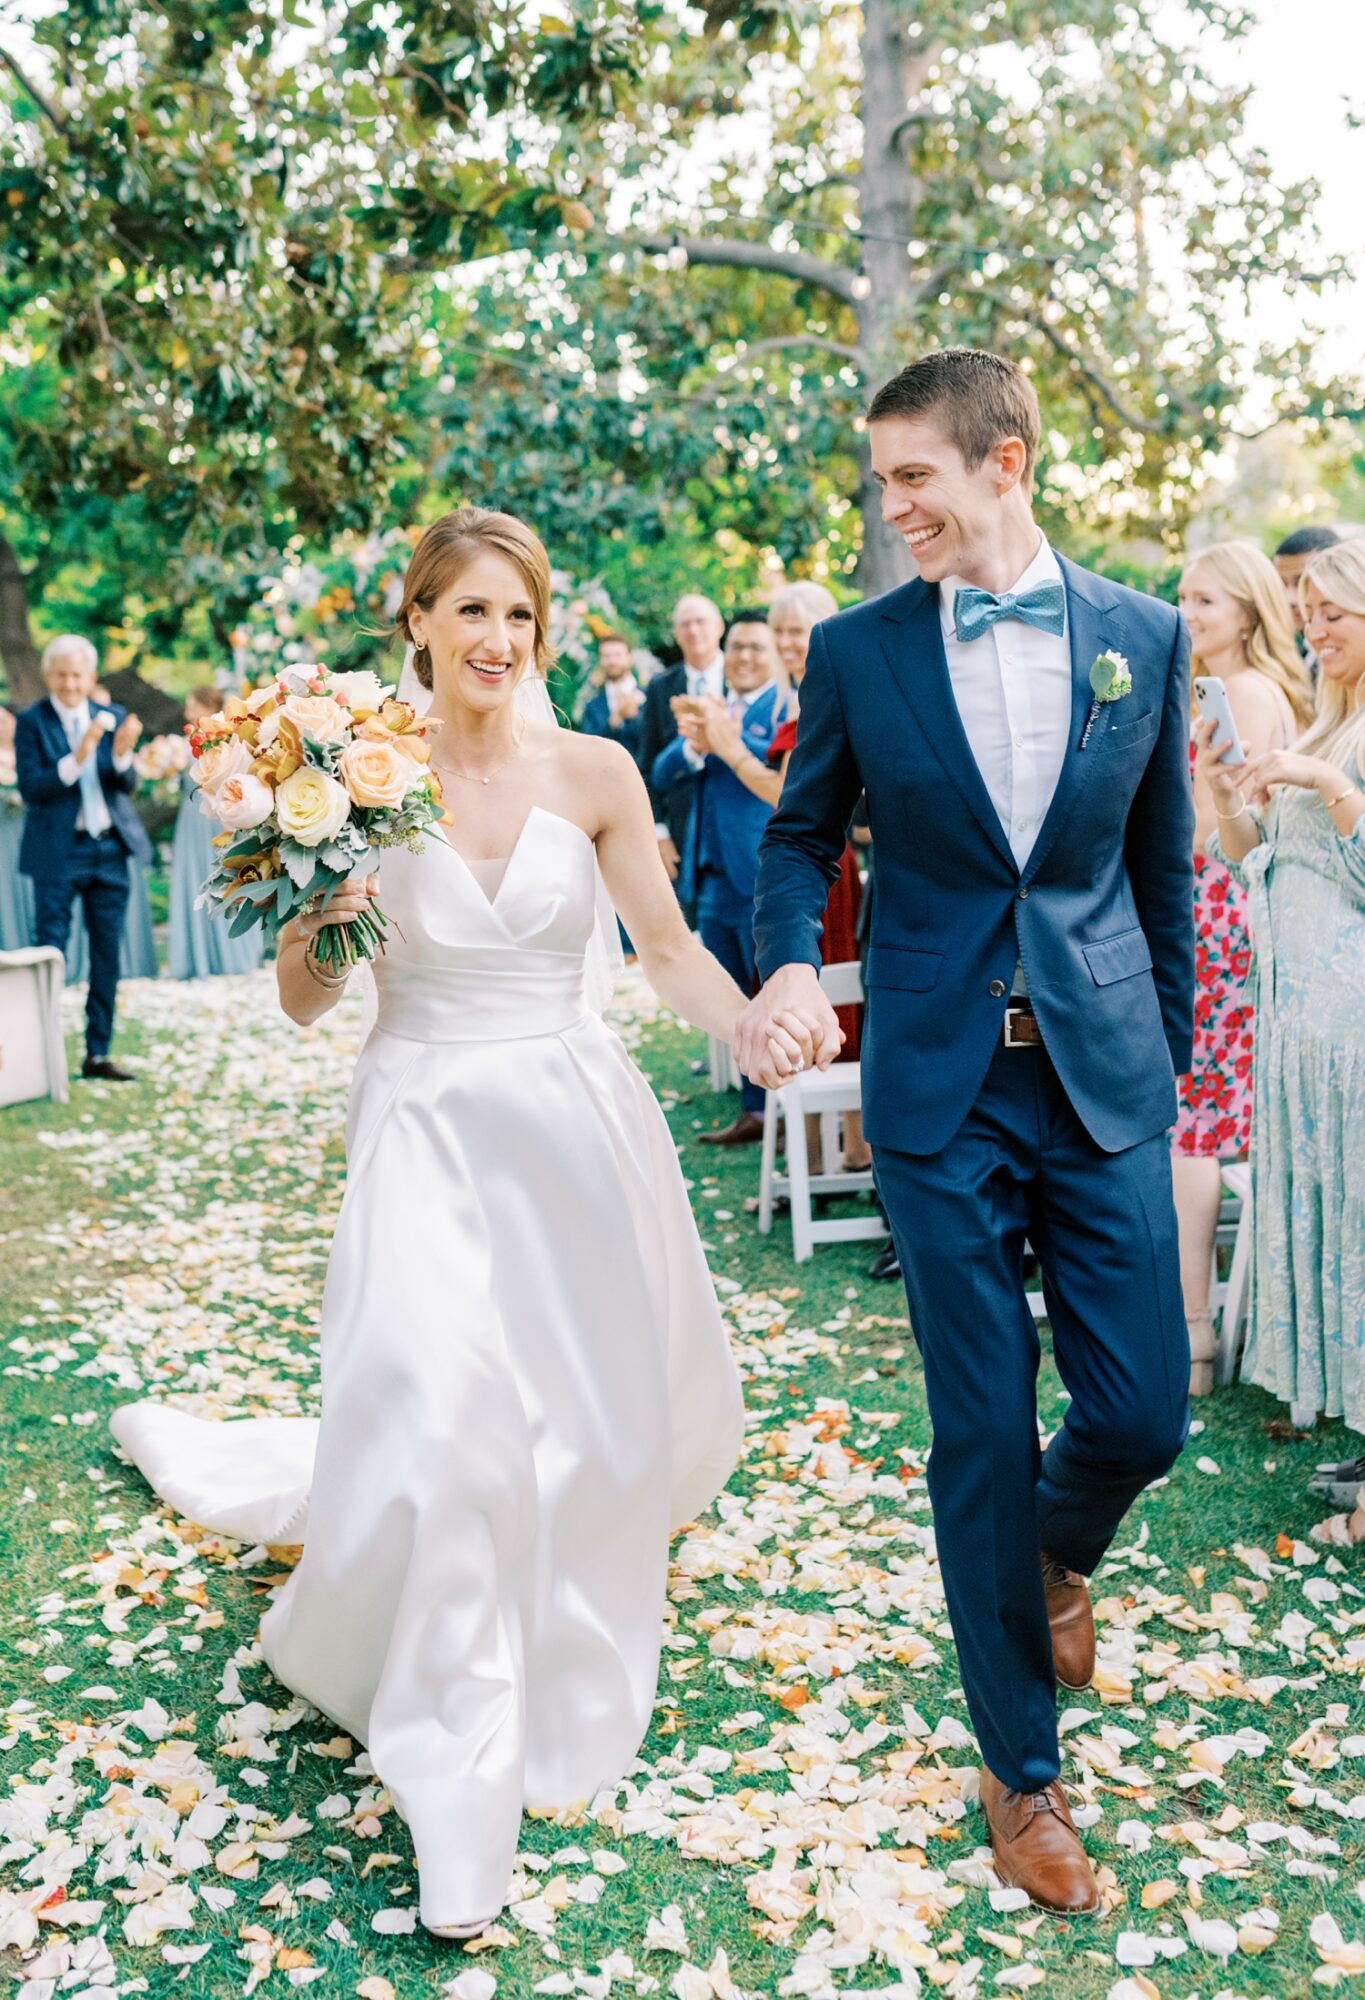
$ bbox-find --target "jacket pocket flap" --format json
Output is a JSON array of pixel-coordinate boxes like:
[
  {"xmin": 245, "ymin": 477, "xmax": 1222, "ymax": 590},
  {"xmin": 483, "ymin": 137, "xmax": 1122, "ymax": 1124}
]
[
  {"xmin": 1094, "ymin": 709, "xmax": 1158, "ymax": 753},
  {"xmin": 1082, "ymin": 926, "xmax": 1153, "ymax": 986},
  {"xmin": 867, "ymin": 945, "xmax": 945, "ymax": 992}
]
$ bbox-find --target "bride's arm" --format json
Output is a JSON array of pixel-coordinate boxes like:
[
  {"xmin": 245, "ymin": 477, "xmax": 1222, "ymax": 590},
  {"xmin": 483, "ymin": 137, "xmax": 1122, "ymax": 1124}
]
[
  {"xmin": 277, "ymin": 874, "xmax": 379, "ymax": 1025},
  {"xmin": 591, "ymin": 744, "xmax": 813, "ymax": 1074}
]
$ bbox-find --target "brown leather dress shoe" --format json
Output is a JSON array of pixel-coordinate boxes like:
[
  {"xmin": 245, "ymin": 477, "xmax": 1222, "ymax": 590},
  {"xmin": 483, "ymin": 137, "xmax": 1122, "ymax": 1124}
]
[
  {"xmin": 979, "ymin": 1765, "xmax": 1101, "ymax": 1915},
  {"xmin": 698, "ymin": 1111, "xmax": 765, "ymax": 1146},
  {"xmin": 1043, "ymin": 1556, "xmax": 1095, "ymax": 1692}
]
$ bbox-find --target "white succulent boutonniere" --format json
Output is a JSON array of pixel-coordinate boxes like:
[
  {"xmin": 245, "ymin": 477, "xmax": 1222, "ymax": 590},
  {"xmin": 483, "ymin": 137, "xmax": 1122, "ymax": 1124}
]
[{"xmin": 1080, "ymin": 650, "xmax": 1132, "ymax": 750}]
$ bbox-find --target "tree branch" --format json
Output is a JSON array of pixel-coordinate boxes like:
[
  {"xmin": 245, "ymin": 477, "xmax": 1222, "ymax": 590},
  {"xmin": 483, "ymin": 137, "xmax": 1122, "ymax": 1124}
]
[
  {"xmin": 1015, "ymin": 308, "xmax": 1170, "ymax": 435},
  {"xmin": 628, "ymin": 232, "xmax": 860, "ymax": 305},
  {"xmin": 0, "ymin": 46, "xmax": 65, "ymax": 128},
  {"xmin": 685, "ymin": 334, "xmax": 868, "ymax": 412}
]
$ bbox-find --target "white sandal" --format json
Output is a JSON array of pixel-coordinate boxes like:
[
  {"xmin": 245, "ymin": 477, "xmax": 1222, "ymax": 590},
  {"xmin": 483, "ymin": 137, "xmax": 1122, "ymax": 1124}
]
[{"xmin": 424, "ymin": 1917, "xmax": 498, "ymax": 1941}]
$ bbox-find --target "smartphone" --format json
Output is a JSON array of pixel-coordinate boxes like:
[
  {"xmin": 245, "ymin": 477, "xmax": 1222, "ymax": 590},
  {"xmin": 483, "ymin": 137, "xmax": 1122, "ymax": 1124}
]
[{"xmin": 1193, "ymin": 676, "xmax": 1245, "ymax": 767}]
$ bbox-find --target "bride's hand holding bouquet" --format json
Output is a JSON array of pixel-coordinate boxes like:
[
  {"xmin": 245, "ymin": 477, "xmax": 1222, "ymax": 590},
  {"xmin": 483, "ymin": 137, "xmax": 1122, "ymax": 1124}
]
[{"xmin": 189, "ymin": 664, "xmax": 447, "ymax": 972}]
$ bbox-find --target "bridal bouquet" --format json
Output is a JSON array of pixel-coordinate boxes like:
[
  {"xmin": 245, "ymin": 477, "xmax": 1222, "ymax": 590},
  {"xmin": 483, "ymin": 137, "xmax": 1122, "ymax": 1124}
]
[{"xmin": 189, "ymin": 665, "xmax": 446, "ymax": 971}]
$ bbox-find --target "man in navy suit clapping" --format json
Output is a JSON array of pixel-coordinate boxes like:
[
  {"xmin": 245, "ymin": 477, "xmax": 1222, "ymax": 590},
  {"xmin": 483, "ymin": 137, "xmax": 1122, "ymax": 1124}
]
[
  {"xmin": 579, "ymin": 633, "xmax": 646, "ymax": 768},
  {"xmin": 654, "ymin": 610, "xmax": 787, "ymax": 1144},
  {"xmin": 16, "ymin": 637, "xmax": 151, "ymax": 1082}
]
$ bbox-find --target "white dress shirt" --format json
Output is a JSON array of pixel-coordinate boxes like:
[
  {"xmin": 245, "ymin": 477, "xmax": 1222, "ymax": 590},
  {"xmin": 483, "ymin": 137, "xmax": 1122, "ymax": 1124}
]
[
  {"xmin": 51, "ymin": 697, "xmax": 133, "ymax": 837},
  {"xmin": 939, "ymin": 536, "xmax": 1071, "ymax": 995}
]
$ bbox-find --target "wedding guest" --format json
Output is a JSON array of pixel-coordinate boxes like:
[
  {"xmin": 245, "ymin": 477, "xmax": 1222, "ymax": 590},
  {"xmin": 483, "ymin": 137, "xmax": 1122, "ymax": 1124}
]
[
  {"xmin": 640, "ymin": 594, "xmax": 725, "ymax": 921},
  {"xmin": 67, "ymin": 843, "xmax": 159, "ymax": 983},
  {"xmin": 1198, "ymin": 535, "xmax": 1365, "ymax": 1440},
  {"xmin": 1274, "ymin": 525, "xmax": 1340, "ymax": 655},
  {"xmin": 652, "ymin": 610, "xmax": 786, "ymax": 1143},
  {"xmin": 15, "ymin": 636, "xmax": 149, "ymax": 1081},
  {"xmin": 169, "ymin": 685, "xmax": 266, "ymax": 980},
  {"xmin": 0, "ymin": 704, "xmax": 35, "ymax": 950},
  {"xmin": 579, "ymin": 633, "xmax": 645, "ymax": 768},
  {"xmin": 1175, "ymin": 542, "xmax": 1314, "ymax": 1392}
]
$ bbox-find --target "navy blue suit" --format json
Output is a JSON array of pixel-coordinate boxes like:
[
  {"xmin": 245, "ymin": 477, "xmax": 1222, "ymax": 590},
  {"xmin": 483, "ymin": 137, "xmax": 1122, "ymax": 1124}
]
[
  {"xmin": 16, "ymin": 698, "xmax": 152, "ymax": 1059},
  {"xmin": 656, "ymin": 681, "xmax": 785, "ymax": 1112},
  {"xmin": 754, "ymin": 558, "xmax": 1195, "ymax": 1790},
  {"xmin": 580, "ymin": 684, "xmax": 645, "ymax": 768}
]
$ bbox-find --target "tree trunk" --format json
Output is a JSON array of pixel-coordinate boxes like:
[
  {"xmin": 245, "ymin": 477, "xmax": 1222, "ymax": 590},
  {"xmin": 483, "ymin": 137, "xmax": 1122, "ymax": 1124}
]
[
  {"xmin": 0, "ymin": 535, "xmax": 43, "ymax": 708},
  {"xmin": 853, "ymin": 0, "xmax": 936, "ymax": 601}
]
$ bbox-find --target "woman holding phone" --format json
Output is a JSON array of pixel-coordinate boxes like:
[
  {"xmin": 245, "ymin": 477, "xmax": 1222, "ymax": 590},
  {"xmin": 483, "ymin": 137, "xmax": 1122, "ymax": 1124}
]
[
  {"xmin": 1175, "ymin": 542, "xmax": 1312, "ymax": 1392},
  {"xmin": 1196, "ymin": 536, "xmax": 1365, "ymax": 1452}
]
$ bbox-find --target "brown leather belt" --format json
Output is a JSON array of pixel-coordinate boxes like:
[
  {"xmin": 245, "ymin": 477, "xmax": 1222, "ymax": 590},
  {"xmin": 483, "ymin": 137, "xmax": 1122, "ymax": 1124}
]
[{"xmin": 1002, "ymin": 1002, "xmax": 1045, "ymax": 1048}]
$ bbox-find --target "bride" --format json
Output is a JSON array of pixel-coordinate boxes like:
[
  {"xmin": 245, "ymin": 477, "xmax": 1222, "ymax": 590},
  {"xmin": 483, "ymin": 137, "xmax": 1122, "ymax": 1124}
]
[{"xmin": 111, "ymin": 508, "xmax": 818, "ymax": 1936}]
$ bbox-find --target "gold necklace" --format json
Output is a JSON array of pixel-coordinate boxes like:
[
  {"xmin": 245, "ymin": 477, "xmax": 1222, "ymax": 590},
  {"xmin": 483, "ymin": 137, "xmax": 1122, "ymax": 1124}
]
[{"xmin": 435, "ymin": 723, "xmax": 525, "ymax": 788}]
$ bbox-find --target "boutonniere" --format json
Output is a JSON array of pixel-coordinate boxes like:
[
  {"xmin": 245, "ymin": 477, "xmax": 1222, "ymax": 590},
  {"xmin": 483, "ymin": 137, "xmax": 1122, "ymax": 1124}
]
[{"xmin": 1079, "ymin": 650, "xmax": 1132, "ymax": 750}]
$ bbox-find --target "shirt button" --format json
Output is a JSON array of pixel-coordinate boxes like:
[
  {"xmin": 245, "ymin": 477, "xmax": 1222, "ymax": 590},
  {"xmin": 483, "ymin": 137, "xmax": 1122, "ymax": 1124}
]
[
  {"xmin": 1013, "ymin": 734, "xmax": 1024, "ymax": 747},
  {"xmin": 989, "ymin": 979, "xmax": 1006, "ymax": 998}
]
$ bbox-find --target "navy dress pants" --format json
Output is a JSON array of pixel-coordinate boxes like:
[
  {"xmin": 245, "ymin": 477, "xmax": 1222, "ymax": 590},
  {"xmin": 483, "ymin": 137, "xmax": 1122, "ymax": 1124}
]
[
  {"xmin": 696, "ymin": 867, "xmax": 763, "ymax": 1115},
  {"xmin": 31, "ymin": 831, "xmax": 131, "ymax": 1060},
  {"xmin": 874, "ymin": 1035, "xmax": 1189, "ymax": 1793}
]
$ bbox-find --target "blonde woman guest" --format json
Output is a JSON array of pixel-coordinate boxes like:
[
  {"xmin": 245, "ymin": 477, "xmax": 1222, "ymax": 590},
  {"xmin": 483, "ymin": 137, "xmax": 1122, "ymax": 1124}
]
[
  {"xmin": 1174, "ymin": 543, "xmax": 1314, "ymax": 1392},
  {"xmin": 168, "ymin": 686, "xmax": 266, "ymax": 979},
  {"xmin": 1196, "ymin": 537, "xmax": 1365, "ymax": 1440}
]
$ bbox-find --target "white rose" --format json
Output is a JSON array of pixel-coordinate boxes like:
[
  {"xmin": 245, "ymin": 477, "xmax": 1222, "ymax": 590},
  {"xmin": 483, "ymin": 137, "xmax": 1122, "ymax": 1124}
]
[
  {"xmin": 274, "ymin": 766, "xmax": 353, "ymax": 848},
  {"xmin": 328, "ymin": 669, "xmax": 390, "ymax": 714},
  {"xmin": 280, "ymin": 694, "xmax": 351, "ymax": 746},
  {"xmin": 195, "ymin": 737, "xmax": 254, "ymax": 792}
]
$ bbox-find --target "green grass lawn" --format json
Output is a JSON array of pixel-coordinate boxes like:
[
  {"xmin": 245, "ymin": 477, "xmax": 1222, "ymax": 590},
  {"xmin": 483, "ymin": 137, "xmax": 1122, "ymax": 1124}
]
[{"xmin": 2, "ymin": 970, "xmax": 1364, "ymax": 2000}]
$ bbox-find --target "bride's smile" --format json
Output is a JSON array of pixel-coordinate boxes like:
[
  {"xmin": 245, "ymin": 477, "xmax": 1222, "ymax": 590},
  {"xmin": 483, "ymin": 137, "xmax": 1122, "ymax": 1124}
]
[{"xmin": 407, "ymin": 548, "xmax": 538, "ymax": 718}]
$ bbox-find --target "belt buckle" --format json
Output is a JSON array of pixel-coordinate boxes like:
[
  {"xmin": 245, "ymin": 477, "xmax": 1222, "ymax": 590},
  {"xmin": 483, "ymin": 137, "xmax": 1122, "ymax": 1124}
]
[{"xmin": 1003, "ymin": 1004, "xmax": 1031, "ymax": 1048}]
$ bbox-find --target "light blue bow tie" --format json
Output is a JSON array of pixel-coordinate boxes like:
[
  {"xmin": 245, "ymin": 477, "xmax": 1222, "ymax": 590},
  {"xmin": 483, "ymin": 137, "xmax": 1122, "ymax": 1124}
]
[{"xmin": 953, "ymin": 581, "xmax": 1066, "ymax": 645}]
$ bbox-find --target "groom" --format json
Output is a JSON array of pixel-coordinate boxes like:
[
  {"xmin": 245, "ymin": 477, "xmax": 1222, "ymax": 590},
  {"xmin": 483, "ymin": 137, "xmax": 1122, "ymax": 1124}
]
[{"xmin": 737, "ymin": 348, "xmax": 1194, "ymax": 1913}]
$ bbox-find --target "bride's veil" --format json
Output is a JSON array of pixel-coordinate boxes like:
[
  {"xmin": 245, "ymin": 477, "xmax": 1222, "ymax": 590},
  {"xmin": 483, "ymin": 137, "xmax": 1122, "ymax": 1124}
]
[{"xmin": 390, "ymin": 645, "xmax": 624, "ymax": 1013}]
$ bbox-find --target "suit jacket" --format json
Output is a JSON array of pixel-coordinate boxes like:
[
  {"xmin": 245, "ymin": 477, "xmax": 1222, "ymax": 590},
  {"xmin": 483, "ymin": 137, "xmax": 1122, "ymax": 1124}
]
[
  {"xmin": 15, "ymin": 698, "xmax": 152, "ymax": 881},
  {"xmin": 753, "ymin": 557, "xmax": 1195, "ymax": 1156},
  {"xmin": 653, "ymin": 681, "xmax": 786, "ymax": 909},
  {"xmin": 639, "ymin": 664, "xmax": 695, "ymax": 848},
  {"xmin": 580, "ymin": 684, "xmax": 645, "ymax": 768}
]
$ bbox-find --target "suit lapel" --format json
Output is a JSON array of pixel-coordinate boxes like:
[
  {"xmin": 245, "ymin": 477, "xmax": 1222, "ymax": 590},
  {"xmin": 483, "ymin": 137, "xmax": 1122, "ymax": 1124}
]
[
  {"xmin": 1021, "ymin": 556, "xmax": 1127, "ymax": 886},
  {"xmin": 878, "ymin": 580, "xmax": 1017, "ymax": 874}
]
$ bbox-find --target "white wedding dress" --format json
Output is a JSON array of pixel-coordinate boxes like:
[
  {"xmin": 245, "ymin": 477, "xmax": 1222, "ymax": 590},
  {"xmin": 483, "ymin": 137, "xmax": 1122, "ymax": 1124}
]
[{"xmin": 111, "ymin": 809, "xmax": 745, "ymax": 1926}]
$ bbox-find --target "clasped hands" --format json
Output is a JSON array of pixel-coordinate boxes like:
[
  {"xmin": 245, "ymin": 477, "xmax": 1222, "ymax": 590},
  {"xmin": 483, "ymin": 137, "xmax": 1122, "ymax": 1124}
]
[
  {"xmin": 673, "ymin": 695, "xmax": 743, "ymax": 767},
  {"xmin": 1194, "ymin": 716, "xmax": 1345, "ymax": 813},
  {"xmin": 733, "ymin": 965, "xmax": 844, "ymax": 1092}
]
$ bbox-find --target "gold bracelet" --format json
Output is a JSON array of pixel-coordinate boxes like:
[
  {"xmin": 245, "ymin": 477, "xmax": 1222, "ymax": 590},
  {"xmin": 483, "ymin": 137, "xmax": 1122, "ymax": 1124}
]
[
  {"xmin": 1324, "ymin": 783, "xmax": 1360, "ymax": 811},
  {"xmin": 305, "ymin": 938, "xmax": 349, "ymax": 988},
  {"xmin": 1214, "ymin": 790, "xmax": 1248, "ymax": 821}
]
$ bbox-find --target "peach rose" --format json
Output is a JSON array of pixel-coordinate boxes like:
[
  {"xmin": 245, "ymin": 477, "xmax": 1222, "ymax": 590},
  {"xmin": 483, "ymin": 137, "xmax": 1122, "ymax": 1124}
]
[
  {"xmin": 274, "ymin": 765, "xmax": 353, "ymax": 847},
  {"xmin": 203, "ymin": 771, "xmax": 275, "ymax": 831},
  {"xmin": 196, "ymin": 736, "xmax": 254, "ymax": 792},
  {"xmin": 280, "ymin": 693, "xmax": 350, "ymax": 746},
  {"xmin": 338, "ymin": 734, "xmax": 415, "ymax": 810}
]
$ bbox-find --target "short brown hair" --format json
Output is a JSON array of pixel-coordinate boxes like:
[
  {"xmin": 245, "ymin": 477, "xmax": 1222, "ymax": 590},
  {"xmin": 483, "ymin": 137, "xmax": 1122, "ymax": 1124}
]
[
  {"xmin": 596, "ymin": 631, "xmax": 631, "ymax": 654},
  {"xmin": 867, "ymin": 348, "xmax": 1041, "ymax": 483},
  {"xmin": 396, "ymin": 507, "xmax": 555, "ymax": 691}
]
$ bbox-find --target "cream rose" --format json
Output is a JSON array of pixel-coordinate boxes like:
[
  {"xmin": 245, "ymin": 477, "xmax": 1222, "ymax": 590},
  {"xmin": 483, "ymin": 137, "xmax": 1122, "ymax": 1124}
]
[
  {"xmin": 196, "ymin": 736, "xmax": 254, "ymax": 792},
  {"xmin": 328, "ymin": 669, "xmax": 389, "ymax": 714},
  {"xmin": 280, "ymin": 694, "xmax": 351, "ymax": 746},
  {"xmin": 203, "ymin": 772, "xmax": 275, "ymax": 831},
  {"xmin": 338, "ymin": 734, "xmax": 414, "ymax": 810},
  {"xmin": 275, "ymin": 766, "xmax": 353, "ymax": 847}
]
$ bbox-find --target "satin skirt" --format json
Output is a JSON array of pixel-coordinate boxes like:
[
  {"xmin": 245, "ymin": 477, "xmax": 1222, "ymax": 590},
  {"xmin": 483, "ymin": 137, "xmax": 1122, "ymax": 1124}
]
[
  {"xmin": 0, "ymin": 806, "xmax": 34, "ymax": 949},
  {"xmin": 168, "ymin": 791, "xmax": 264, "ymax": 979},
  {"xmin": 113, "ymin": 1006, "xmax": 743, "ymax": 1926}
]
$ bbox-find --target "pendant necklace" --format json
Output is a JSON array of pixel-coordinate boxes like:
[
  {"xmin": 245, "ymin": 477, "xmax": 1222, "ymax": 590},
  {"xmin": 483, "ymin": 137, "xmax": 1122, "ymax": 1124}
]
[{"xmin": 437, "ymin": 722, "xmax": 525, "ymax": 788}]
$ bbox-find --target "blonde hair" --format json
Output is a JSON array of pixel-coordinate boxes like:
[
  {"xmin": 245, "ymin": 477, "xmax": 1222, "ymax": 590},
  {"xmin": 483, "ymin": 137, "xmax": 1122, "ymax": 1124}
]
[
  {"xmin": 771, "ymin": 581, "xmax": 839, "ymax": 629},
  {"xmin": 1183, "ymin": 541, "xmax": 1314, "ymax": 731},
  {"xmin": 396, "ymin": 508, "xmax": 555, "ymax": 692},
  {"xmin": 41, "ymin": 634, "xmax": 99, "ymax": 678},
  {"xmin": 1297, "ymin": 537, "xmax": 1365, "ymax": 770}
]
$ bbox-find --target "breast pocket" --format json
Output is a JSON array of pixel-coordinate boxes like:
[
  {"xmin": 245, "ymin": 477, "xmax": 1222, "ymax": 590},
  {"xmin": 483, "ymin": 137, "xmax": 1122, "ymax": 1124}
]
[
  {"xmin": 1092, "ymin": 710, "xmax": 1159, "ymax": 756},
  {"xmin": 866, "ymin": 945, "xmax": 945, "ymax": 992},
  {"xmin": 1081, "ymin": 926, "xmax": 1153, "ymax": 986}
]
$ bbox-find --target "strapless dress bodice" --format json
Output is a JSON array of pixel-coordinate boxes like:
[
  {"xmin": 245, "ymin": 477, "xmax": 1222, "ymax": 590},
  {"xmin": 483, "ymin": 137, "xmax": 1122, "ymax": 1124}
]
[{"xmin": 371, "ymin": 808, "xmax": 597, "ymax": 1043}]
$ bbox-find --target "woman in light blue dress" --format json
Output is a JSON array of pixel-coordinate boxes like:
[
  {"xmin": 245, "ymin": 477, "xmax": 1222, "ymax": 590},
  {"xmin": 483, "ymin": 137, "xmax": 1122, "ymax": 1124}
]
[
  {"xmin": 0, "ymin": 704, "xmax": 35, "ymax": 949},
  {"xmin": 1200, "ymin": 537, "xmax": 1365, "ymax": 1435},
  {"xmin": 168, "ymin": 686, "xmax": 264, "ymax": 979}
]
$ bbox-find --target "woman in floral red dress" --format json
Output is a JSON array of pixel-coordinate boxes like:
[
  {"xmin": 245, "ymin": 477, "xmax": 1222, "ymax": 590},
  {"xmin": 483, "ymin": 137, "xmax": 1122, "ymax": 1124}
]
[{"xmin": 1175, "ymin": 542, "xmax": 1313, "ymax": 1392}]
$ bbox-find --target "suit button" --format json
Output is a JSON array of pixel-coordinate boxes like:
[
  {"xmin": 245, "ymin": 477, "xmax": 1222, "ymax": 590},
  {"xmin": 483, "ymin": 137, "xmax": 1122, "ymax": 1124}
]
[
  {"xmin": 1018, "ymin": 885, "xmax": 1030, "ymax": 899},
  {"xmin": 989, "ymin": 979, "xmax": 1006, "ymax": 998}
]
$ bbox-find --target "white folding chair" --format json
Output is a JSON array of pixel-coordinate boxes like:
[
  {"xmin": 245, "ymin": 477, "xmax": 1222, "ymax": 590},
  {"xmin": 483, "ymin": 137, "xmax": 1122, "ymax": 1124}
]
[
  {"xmin": 1212, "ymin": 1161, "xmax": 1254, "ymax": 1387},
  {"xmin": 0, "ymin": 946, "xmax": 69, "ymax": 1107},
  {"xmin": 707, "ymin": 1033, "xmax": 741, "ymax": 1094},
  {"xmin": 757, "ymin": 961, "xmax": 888, "ymax": 1262}
]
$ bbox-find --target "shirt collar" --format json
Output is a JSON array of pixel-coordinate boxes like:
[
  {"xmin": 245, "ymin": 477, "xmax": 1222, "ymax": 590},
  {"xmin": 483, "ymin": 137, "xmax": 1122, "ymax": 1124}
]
[
  {"xmin": 939, "ymin": 534, "xmax": 1063, "ymax": 638},
  {"xmin": 50, "ymin": 696, "xmax": 90, "ymax": 726},
  {"xmin": 731, "ymin": 677, "xmax": 775, "ymax": 713},
  {"xmin": 686, "ymin": 653, "xmax": 725, "ymax": 691}
]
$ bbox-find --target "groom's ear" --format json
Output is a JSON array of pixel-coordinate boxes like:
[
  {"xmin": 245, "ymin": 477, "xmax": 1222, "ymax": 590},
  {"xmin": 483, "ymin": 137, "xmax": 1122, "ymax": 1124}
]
[{"xmin": 991, "ymin": 435, "xmax": 1030, "ymax": 493}]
